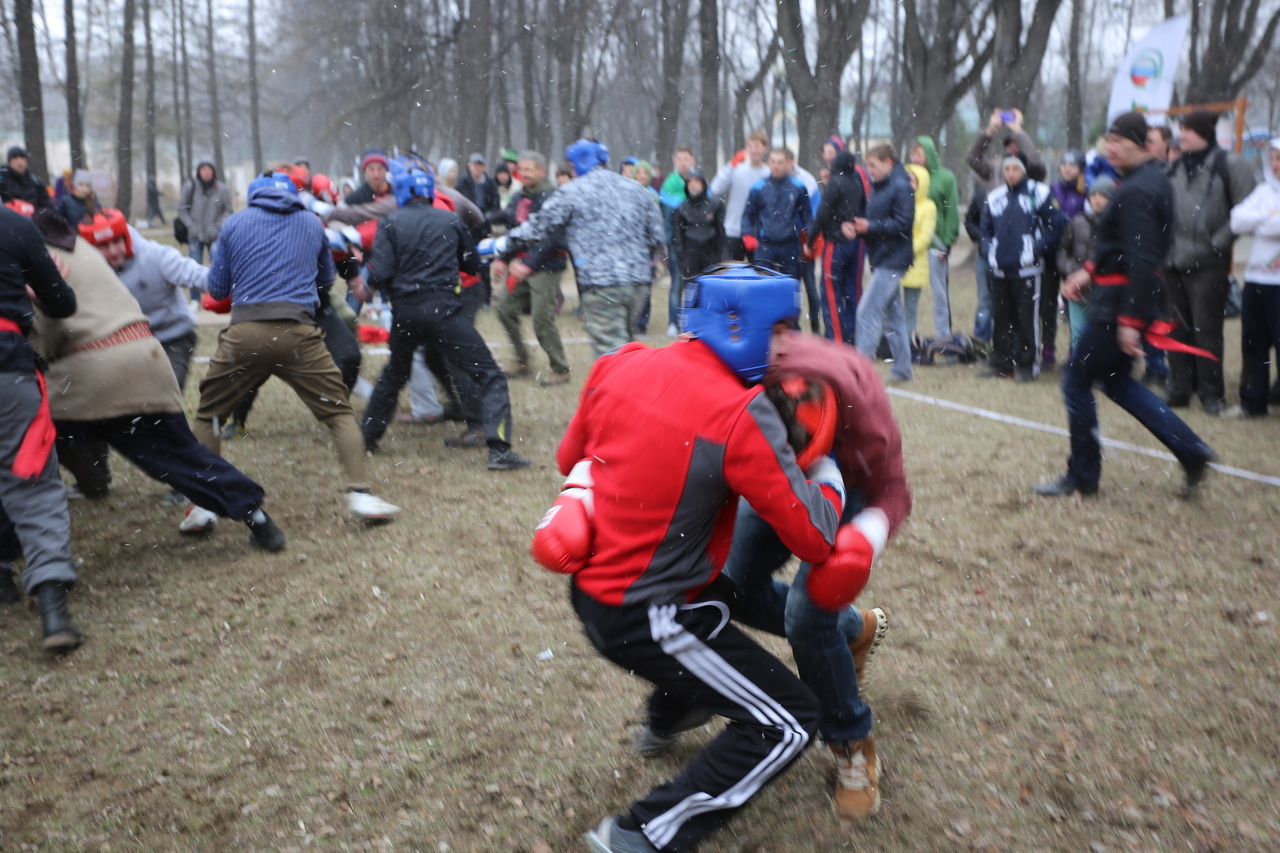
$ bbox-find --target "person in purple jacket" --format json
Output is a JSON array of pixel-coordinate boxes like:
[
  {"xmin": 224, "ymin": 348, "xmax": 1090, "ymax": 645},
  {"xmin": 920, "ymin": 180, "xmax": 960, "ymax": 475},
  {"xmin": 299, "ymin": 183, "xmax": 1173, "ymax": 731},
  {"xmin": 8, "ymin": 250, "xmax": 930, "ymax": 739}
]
[{"xmin": 1041, "ymin": 150, "xmax": 1088, "ymax": 367}]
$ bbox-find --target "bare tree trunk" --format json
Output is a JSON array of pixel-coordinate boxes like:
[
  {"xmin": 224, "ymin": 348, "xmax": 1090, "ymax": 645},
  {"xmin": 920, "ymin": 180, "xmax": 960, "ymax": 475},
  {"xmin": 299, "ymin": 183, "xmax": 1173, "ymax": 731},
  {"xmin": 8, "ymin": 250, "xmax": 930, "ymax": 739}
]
[
  {"xmin": 732, "ymin": 40, "xmax": 778, "ymax": 149},
  {"xmin": 654, "ymin": 0, "xmax": 691, "ymax": 163},
  {"xmin": 144, "ymin": 0, "xmax": 163, "ymax": 219},
  {"xmin": 697, "ymin": 0, "xmax": 719, "ymax": 168},
  {"xmin": 248, "ymin": 0, "xmax": 262, "ymax": 171},
  {"xmin": 205, "ymin": 0, "xmax": 223, "ymax": 177},
  {"xmin": 117, "ymin": 0, "xmax": 137, "ymax": 217},
  {"xmin": 517, "ymin": 0, "xmax": 539, "ymax": 151},
  {"xmin": 65, "ymin": 0, "xmax": 85, "ymax": 169},
  {"xmin": 179, "ymin": 0, "xmax": 193, "ymax": 174},
  {"xmin": 902, "ymin": 0, "xmax": 995, "ymax": 143},
  {"xmin": 985, "ymin": 0, "xmax": 1065, "ymax": 116},
  {"xmin": 1186, "ymin": 0, "xmax": 1280, "ymax": 104},
  {"xmin": 1066, "ymin": 0, "xmax": 1083, "ymax": 149},
  {"xmin": 14, "ymin": 0, "xmax": 49, "ymax": 180},
  {"xmin": 170, "ymin": 0, "xmax": 185, "ymax": 179},
  {"xmin": 457, "ymin": 0, "xmax": 493, "ymax": 154}
]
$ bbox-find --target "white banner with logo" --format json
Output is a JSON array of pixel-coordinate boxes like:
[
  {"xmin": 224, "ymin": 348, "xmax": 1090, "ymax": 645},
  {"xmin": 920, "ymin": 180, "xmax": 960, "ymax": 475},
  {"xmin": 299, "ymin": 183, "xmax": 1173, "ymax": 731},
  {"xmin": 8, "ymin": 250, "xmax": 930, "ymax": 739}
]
[{"xmin": 1107, "ymin": 16, "xmax": 1191, "ymax": 125}]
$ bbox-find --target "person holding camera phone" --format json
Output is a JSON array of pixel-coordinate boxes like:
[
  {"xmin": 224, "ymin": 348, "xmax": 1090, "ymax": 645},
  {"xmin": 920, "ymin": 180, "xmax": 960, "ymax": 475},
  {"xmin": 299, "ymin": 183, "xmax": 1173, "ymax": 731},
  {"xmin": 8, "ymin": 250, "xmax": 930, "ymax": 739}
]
[{"xmin": 965, "ymin": 108, "xmax": 1047, "ymax": 192}]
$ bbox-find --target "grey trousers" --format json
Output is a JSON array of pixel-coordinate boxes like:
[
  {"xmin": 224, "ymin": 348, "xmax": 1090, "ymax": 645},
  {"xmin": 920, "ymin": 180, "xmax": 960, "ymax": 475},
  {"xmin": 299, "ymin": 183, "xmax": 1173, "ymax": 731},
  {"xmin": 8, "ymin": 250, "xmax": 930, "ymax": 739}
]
[
  {"xmin": 928, "ymin": 248, "xmax": 952, "ymax": 337},
  {"xmin": 0, "ymin": 372, "xmax": 77, "ymax": 594},
  {"xmin": 855, "ymin": 267, "xmax": 912, "ymax": 381}
]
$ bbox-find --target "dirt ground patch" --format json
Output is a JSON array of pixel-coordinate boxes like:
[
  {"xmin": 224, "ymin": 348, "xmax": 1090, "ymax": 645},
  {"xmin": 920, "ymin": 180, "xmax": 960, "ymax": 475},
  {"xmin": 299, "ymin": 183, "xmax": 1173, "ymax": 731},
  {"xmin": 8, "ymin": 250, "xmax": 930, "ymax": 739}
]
[{"xmin": 2, "ymin": 252, "xmax": 1278, "ymax": 852}]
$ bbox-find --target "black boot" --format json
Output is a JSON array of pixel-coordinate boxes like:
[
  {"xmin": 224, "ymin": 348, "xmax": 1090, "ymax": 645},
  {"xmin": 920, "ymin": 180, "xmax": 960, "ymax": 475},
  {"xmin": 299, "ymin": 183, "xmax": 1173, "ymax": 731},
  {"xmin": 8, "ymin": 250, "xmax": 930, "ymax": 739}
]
[
  {"xmin": 35, "ymin": 581, "xmax": 83, "ymax": 654},
  {"xmin": 245, "ymin": 508, "xmax": 287, "ymax": 552},
  {"xmin": 0, "ymin": 568, "xmax": 21, "ymax": 605}
]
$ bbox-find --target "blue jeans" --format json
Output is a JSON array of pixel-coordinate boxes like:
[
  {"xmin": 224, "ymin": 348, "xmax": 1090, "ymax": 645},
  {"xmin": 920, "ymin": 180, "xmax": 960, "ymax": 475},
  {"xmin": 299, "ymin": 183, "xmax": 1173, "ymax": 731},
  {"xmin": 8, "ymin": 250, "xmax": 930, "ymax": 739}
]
[
  {"xmin": 855, "ymin": 267, "xmax": 912, "ymax": 381},
  {"xmin": 188, "ymin": 239, "xmax": 216, "ymax": 265},
  {"xmin": 1062, "ymin": 321, "xmax": 1214, "ymax": 489},
  {"xmin": 721, "ymin": 497, "xmax": 873, "ymax": 744},
  {"xmin": 973, "ymin": 255, "xmax": 993, "ymax": 342}
]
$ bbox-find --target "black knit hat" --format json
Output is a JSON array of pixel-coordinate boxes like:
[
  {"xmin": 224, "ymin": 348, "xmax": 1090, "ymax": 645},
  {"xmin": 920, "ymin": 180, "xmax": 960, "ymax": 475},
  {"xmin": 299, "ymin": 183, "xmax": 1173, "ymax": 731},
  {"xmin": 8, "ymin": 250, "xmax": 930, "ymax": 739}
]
[
  {"xmin": 1180, "ymin": 110, "xmax": 1218, "ymax": 145},
  {"xmin": 1107, "ymin": 112, "xmax": 1149, "ymax": 147}
]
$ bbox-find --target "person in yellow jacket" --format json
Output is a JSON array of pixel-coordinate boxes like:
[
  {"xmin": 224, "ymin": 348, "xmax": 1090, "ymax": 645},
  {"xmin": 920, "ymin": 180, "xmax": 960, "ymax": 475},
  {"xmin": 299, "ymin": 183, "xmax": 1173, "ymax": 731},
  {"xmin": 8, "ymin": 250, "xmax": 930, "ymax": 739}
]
[{"xmin": 901, "ymin": 164, "xmax": 937, "ymax": 337}]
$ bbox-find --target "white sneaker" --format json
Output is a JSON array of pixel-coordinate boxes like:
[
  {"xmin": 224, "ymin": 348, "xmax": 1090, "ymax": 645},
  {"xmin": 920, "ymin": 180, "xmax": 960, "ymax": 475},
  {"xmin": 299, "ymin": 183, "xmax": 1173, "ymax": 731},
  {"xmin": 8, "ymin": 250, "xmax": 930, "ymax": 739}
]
[
  {"xmin": 179, "ymin": 506, "xmax": 219, "ymax": 536},
  {"xmin": 666, "ymin": 323, "xmax": 679, "ymax": 337},
  {"xmin": 347, "ymin": 491, "xmax": 400, "ymax": 522}
]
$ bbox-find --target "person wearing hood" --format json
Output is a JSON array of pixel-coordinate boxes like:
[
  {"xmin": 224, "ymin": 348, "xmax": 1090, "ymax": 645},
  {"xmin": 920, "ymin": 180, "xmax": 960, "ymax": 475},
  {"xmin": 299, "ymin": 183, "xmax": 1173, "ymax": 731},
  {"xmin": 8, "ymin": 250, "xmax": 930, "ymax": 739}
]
[
  {"xmin": 192, "ymin": 172, "xmax": 401, "ymax": 523},
  {"xmin": 0, "ymin": 146, "xmax": 52, "ymax": 211},
  {"xmin": 815, "ymin": 147, "xmax": 869, "ymax": 344},
  {"xmin": 177, "ymin": 160, "xmax": 232, "ymax": 266},
  {"xmin": 1163, "ymin": 109, "xmax": 1258, "ymax": 415},
  {"xmin": 1057, "ymin": 176, "xmax": 1116, "ymax": 352},
  {"xmin": 850, "ymin": 145, "xmax": 915, "ymax": 382},
  {"xmin": 671, "ymin": 166, "xmax": 727, "ymax": 296},
  {"xmin": 901, "ymin": 165, "xmax": 937, "ymax": 338},
  {"xmin": 1227, "ymin": 137, "xmax": 1280, "ymax": 416},
  {"xmin": 489, "ymin": 150, "xmax": 573, "ymax": 385},
  {"xmin": 979, "ymin": 154, "xmax": 1068, "ymax": 382},
  {"xmin": 55, "ymin": 171, "xmax": 99, "ymax": 226},
  {"xmin": 910, "ymin": 136, "xmax": 959, "ymax": 337}
]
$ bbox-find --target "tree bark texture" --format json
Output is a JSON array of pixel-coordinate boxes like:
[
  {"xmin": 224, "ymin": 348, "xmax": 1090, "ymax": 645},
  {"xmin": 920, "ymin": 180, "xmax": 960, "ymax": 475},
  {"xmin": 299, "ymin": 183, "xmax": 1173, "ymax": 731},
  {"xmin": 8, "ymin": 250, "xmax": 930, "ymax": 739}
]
[
  {"xmin": 116, "ymin": 0, "xmax": 138, "ymax": 217},
  {"xmin": 205, "ymin": 0, "xmax": 223, "ymax": 177},
  {"xmin": 248, "ymin": 0, "xmax": 262, "ymax": 171},
  {"xmin": 697, "ymin": 0, "xmax": 720, "ymax": 168},
  {"xmin": 65, "ymin": 0, "xmax": 85, "ymax": 169},
  {"xmin": 1186, "ymin": 0, "xmax": 1280, "ymax": 104},
  {"xmin": 14, "ymin": 0, "xmax": 49, "ymax": 180}
]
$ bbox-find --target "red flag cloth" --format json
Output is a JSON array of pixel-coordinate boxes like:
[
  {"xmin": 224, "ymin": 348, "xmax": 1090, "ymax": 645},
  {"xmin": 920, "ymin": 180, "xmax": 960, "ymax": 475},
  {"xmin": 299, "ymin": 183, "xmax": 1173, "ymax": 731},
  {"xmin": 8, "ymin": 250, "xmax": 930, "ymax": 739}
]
[
  {"xmin": 0, "ymin": 318, "xmax": 56, "ymax": 479},
  {"xmin": 1116, "ymin": 315, "xmax": 1219, "ymax": 361},
  {"xmin": 356, "ymin": 324, "xmax": 390, "ymax": 344}
]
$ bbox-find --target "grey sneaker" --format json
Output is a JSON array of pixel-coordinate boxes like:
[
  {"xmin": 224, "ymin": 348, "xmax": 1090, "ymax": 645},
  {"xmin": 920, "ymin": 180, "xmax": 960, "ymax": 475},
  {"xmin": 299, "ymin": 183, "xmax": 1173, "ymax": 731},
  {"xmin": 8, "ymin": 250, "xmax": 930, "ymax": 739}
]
[
  {"xmin": 631, "ymin": 707, "xmax": 713, "ymax": 758},
  {"xmin": 487, "ymin": 447, "xmax": 531, "ymax": 471},
  {"xmin": 584, "ymin": 816, "xmax": 657, "ymax": 853}
]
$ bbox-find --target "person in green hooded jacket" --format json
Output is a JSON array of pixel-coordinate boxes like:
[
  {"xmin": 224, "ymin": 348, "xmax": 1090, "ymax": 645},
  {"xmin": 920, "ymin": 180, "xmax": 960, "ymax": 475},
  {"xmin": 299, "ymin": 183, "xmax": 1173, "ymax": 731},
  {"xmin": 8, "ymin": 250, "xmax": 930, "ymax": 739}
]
[{"xmin": 910, "ymin": 137, "xmax": 960, "ymax": 337}]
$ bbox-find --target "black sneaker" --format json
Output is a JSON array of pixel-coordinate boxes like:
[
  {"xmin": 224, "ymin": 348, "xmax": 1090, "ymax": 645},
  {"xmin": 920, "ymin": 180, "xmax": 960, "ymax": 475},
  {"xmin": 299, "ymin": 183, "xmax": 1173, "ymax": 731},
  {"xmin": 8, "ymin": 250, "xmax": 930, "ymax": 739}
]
[
  {"xmin": 246, "ymin": 509, "xmax": 287, "ymax": 552},
  {"xmin": 487, "ymin": 447, "xmax": 531, "ymax": 470},
  {"xmin": 631, "ymin": 707, "xmax": 714, "ymax": 757},
  {"xmin": 1183, "ymin": 452, "xmax": 1217, "ymax": 492},
  {"xmin": 444, "ymin": 427, "xmax": 486, "ymax": 449}
]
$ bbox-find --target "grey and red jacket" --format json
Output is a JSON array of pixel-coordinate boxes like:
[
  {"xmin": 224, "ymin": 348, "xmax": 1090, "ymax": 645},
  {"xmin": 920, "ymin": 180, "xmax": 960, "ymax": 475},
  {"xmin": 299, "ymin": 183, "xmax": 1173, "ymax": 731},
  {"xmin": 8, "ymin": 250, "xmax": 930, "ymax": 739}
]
[
  {"xmin": 765, "ymin": 331, "xmax": 911, "ymax": 537},
  {"xmin": 558, "ymin": 339, "xmax": 840, "ymax": 607}
]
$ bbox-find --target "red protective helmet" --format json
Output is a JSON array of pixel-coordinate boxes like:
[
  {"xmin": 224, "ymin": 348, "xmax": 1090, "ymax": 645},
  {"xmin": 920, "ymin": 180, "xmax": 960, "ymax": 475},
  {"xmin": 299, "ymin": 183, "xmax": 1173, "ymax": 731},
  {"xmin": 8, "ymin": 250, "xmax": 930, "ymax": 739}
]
[
  {"xmin": 310, "ymin": 173, "xmax": 338, "ymax": 204},
  {"xmin": 3, "ymin": 198, "xmax": 35, "ymax": 216},
  {"xmin": 77, "ymin": 208, "xmax": 133, "ymax": 258},
  {"xmin": 765, "ymin": 376, "xmax": 838, "ymax": 470},
  {"xmin": 283, "ymin": 163, "xmax": 311, "ymax": 191}
]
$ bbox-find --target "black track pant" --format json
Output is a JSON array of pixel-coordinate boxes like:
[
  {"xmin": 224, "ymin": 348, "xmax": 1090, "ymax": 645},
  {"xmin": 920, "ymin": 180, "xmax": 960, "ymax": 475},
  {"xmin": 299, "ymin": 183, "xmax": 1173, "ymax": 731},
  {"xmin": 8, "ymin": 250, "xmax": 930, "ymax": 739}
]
[
  {"xmin": 362, "ymin": 291, "xmax": 513, "ymax": 450},
  {"xmin": 573, "ymin": 582, "xmax": 818, "ymax": 853},
  {"xmin": 57, "ymin": 413, "xmax": 264, "ymax": 519},
  {"xmin": 990, "ymin": 272, "xmax": 1041, "ymax": 373}
]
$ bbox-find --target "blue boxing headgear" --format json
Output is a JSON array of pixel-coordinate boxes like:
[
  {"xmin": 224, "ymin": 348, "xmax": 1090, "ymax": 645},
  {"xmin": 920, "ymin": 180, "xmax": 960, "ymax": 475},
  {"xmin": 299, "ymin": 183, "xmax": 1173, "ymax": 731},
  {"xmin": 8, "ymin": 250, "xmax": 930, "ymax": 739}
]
[
  {"xmin": 394, "ymin": 168, "xmax": 434, "ymax": 207},
  {"xmin": 247, "ymin": 171, "xmax": 295, "ymax": 200},
  {"xmin": 683, "ymin": 263, "xmax": 801, "ymax": 383},
  {"xmin": 565, "ymin": 138, "xmax": 609, "ymax": 176}
]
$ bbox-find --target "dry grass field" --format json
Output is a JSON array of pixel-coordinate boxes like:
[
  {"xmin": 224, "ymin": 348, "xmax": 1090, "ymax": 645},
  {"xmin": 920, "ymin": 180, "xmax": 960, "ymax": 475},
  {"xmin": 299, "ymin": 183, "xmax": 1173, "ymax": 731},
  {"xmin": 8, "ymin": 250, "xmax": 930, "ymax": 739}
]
[{"xmin": 1, "ymin": 242, "xmax": 1278, "ymax": 852}]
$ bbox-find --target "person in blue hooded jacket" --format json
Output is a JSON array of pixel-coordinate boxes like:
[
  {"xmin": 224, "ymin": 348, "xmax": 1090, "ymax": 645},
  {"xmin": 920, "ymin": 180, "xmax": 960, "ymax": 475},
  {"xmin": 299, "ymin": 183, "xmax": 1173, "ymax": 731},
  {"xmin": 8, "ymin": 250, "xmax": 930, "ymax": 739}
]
[
  {"xmin": 849, "ymin": 144, "xmax": 915, "ymax": 382},
  {"xmin": 191, "ymin": 172, "xmax": 402, "ymax": 523}
]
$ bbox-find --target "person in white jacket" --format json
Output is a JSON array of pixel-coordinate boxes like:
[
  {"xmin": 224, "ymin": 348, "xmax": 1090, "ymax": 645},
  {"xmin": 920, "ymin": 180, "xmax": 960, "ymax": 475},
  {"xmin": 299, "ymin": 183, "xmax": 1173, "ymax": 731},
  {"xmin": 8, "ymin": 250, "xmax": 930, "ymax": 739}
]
[{"xmin": 1228, "ymin": 137, "xmax": 1280, "ymax": 416}]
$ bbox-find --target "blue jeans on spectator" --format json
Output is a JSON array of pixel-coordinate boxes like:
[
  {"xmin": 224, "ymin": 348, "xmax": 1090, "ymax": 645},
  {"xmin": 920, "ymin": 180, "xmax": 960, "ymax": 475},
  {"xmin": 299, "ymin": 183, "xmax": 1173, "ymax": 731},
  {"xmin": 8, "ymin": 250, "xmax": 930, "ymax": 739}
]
[
  {"xmin": 722, "ymin": 495, "xmax": 873, "ymax": 745},
  {"xmin": 188, "ymin": 239, "xmax": 216, "ymax": 265},
  {"xmin": 855, "ymin": 267, "xmax": 912, "ymax": 381},
  {"xmin": 1062, "ymin": 321, "xmax": 1214, "ymax": 490},
  {"xmin": 974, "ymin": 254, "xmax": 993, "ymax": 343}
]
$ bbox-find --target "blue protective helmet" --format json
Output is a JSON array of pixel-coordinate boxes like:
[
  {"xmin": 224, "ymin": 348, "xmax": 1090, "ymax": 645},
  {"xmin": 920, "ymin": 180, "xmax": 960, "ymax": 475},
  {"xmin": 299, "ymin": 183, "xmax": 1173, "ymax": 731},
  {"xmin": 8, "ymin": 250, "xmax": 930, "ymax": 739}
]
[
  {"xmin": 682, "ymin": 263, "xmax": 801, "ymax": 383},
  {"xmin": 394, "ymin": 168, "xmax": 434, "ymax": 207},
  {"xmin": 565, "ymin": 138, "xmax": 609, "ymax": 176},
  {"xmin": 247, "ymin": 171, "xmax": 296, "ymax": 200}
]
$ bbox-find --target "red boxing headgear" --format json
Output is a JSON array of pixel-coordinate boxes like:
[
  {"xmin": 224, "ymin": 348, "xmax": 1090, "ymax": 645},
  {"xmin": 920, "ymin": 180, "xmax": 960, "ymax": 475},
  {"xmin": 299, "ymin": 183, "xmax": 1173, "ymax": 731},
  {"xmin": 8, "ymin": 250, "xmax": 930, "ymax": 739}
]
[
  {"xmin": 765, "ymin": 376, "xmax": 838, "ymax": 470},
  {"xmin": 311, "ymin": 173, "xmax": 338, "ymax": 204},
  {"xmin": 283, "ymin": 163, "xmax": 312, "ymax": 191},
  {"xmin": 77, "ymin": 208, "xmax": 133, "ymax": 258}
]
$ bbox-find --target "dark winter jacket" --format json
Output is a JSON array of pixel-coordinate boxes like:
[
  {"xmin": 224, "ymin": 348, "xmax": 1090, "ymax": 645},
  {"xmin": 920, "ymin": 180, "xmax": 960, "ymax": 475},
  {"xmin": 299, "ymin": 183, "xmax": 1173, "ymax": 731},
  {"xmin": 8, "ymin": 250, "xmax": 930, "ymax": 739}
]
[
  {"xmin": 741, "ymin": 175, "xmax": 812, "ymax": 245},
  {"xmin": 490, "ymin": 177, "xmax": 567, "ymax": 273},
  {"xmin": 0, "ymin": 207, "xmax": 76, "ymax": 373},
  {"xmin": 815, "ymin": 151, "xmax": 868, "ymax": 244},
  {"xmin": 178, "ymin": 162, "xmax": 233, "ymax": 244},
  {"xmin": 672, "ymin": 170, "xmax": 727, "ymax": 279},
  {"xmin": 1056, "ymin": 200, "xmax": 1101, "ymax": 279},
  {"xmin": 1165, "ymin": 145, "xmax": 1257, "ymax": 272},
  {"xmin": 979, "ymin": 176, "xmax": 1066, "ymax": 278},
  {"xmin": 55, "ymin": 192, "xmax": 97, "ymax": 226},
  {"xmin": 206, "ymin": 187, "xmax": 334, "ymax": 326},
  {"xmin": 964, "ymin": 181, "xmax": 987, "ymax": 243},
  {"xmin": 0, "ymin": 166, "xmax": 52, "ymax": 211},
  {"xmin": 456, "ymin": 171, "xmax": 502, "ymax": 224},
  {"xmin": 368, "ymin": 199, "xmax": 481, "ymax": 303},
  {"xmin": 863, "ymin": 161, "xmax": 915, "ymax": 272},
  {"xmin": 1089, "ymin": 158, "xmax": 1173, "ymax": 326}
]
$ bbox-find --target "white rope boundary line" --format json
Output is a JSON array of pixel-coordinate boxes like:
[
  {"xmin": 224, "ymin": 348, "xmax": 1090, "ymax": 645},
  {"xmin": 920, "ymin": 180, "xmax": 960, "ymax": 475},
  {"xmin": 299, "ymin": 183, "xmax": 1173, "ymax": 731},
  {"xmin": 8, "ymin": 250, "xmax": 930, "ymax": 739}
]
[{"xmin": 886, "ymin": 387, "xmax": 1280, "ymax": 489}]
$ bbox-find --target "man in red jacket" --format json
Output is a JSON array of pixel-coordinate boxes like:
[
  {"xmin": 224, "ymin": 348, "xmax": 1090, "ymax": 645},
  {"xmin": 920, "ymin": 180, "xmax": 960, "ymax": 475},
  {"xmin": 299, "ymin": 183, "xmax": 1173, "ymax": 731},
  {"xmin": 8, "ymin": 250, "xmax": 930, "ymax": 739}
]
[{"xmin": 562, "ymin": 265, "xmax": 865, "ymax": 853}]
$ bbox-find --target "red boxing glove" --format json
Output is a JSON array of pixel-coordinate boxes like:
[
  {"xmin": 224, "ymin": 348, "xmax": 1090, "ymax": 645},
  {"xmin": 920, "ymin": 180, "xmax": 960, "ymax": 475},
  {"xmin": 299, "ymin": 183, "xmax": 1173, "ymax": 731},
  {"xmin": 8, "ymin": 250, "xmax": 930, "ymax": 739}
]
[
  {"xmin": 200, "ymin": 292, "xmax": 232, "ymax": 314},
  {"xmin": 742, "ymin": 234, "xmax": 759, "ymax": 253},
  {"xmin": 530, "ymin": 460, "xmax": 594, "ymax": 574},
  {"xmin": 506, "ymin": 275, "xmax": 519, "ymax": 293},
  {"xmin": 806, "ymin": 509, "xmax": 889, "ymax": 612}
]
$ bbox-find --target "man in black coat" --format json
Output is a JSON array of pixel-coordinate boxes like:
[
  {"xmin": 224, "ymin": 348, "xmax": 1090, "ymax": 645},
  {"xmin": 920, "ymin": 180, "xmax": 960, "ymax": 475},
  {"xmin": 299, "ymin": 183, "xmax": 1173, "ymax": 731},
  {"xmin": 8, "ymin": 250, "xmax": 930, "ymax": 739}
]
[
  {"xmin": 814, "ymin": 149, "xmax": 869, "ymax": 343},
  {"xmin": 1034, "ymin": 112, "xmax": 1216, "ymax": 497},
  {"xmin": 0, "ymin": 147, "xmax": 52, "ymax": 211},
  {"xmin": 456, "ymin": 153, "xmax": 502, "ymax": 234}
]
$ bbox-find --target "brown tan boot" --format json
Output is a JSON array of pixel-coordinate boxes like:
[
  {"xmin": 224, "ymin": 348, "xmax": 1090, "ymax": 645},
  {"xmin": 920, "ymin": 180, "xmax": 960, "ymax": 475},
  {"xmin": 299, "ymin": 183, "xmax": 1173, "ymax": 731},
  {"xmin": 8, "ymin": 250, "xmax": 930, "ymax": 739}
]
[
  {"xmin": 830, "ymin": 737, "xmax": 881, "ymax": 819},
  {"xmin": 848, "ymin": 607, "xmax": 887, "ymax": 684}
]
